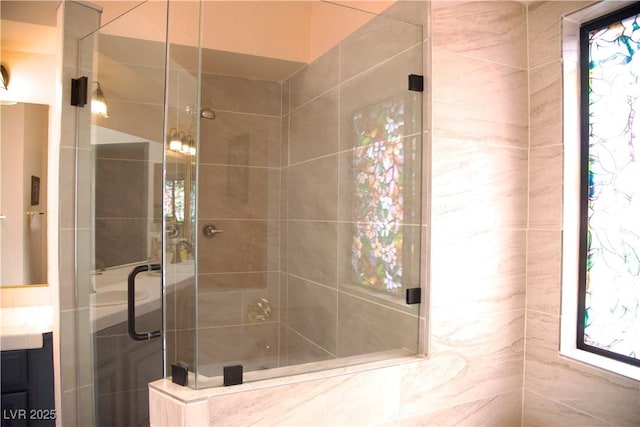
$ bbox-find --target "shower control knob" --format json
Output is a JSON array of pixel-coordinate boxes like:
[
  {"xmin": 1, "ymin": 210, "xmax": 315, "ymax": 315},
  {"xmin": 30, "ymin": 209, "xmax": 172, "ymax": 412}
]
[{"xmin": 202, "ymin": 224, "xmax": 223, "ymax": 238}]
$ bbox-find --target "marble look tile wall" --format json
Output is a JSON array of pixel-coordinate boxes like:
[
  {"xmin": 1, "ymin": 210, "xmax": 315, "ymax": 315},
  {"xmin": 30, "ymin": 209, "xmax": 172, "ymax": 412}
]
[
  {"xmin": 524, "ymin": 2, "xmax": 640, "ymax": 426},
  {"xmin": 427, "ymin": 0, "xmax": 528, "ymax": 421}
]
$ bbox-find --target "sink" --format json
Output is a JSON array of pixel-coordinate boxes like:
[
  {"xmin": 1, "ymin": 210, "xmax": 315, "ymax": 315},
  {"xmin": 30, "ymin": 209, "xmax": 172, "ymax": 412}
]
[{"xmin": 92, "ymin": 290, "xmax": 147, "ymax": 307}]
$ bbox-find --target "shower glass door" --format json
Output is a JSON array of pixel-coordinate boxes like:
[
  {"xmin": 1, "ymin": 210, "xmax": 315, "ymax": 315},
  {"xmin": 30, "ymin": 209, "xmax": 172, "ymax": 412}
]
[{"xmin": 78, "ymin": 2, "xmax": 170, "ymax": 425}]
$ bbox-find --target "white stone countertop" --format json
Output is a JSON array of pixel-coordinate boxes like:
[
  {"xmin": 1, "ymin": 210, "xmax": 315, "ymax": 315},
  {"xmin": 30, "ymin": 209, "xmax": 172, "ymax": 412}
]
[{"xmin": 0, "ymin": 305, "xmax": 53, "ymax": 351}]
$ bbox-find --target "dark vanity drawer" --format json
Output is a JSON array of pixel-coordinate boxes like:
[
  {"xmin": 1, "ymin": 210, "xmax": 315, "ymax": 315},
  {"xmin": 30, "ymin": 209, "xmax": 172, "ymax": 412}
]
[{"xmin": 1, "ymin": 351, "xmax": 28, "ymax": 388}]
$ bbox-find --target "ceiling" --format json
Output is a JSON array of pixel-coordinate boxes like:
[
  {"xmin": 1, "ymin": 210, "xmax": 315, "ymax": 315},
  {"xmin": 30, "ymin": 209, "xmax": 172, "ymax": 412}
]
[{"xmin": 1, "ymin": 1, "xmax": 393, "ymax": 61}]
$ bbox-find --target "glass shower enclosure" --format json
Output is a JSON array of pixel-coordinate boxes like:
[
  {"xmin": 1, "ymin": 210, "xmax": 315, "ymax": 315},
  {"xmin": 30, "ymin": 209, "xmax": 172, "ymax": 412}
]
[{"xmin": 78, "ymin": 1, "xmax": 423, "ymax": 425}]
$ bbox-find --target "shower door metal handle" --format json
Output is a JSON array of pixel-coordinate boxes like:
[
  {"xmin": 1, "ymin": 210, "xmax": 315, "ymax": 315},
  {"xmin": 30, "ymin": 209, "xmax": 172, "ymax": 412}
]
[{"xmin": 128, "ymin": 263, "xmax": 162, "ymax": 341}]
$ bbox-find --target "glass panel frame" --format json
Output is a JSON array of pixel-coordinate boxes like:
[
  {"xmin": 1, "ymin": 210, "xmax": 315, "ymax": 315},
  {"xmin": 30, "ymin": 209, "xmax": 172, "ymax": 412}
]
[
  {"xmin": 192, "ymin": 1, "xmax": 424, "ymax": 389},
  {"xmin": 163, "ymin": 0, "xmax": 203, "ymax": 388},
  {"xmin": 578, "ymin": 2, "xmax": 640, "ymax": 368},
  {"xmin": 78, "ymin": 1, "xmax": 170, "ymax": 424}
]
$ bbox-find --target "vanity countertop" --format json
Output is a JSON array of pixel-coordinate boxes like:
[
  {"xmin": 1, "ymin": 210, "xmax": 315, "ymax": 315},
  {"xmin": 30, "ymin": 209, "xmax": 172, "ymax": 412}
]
[{"xmin": 0, "ymin": 305, "xmax": 53, "ymax": 351}]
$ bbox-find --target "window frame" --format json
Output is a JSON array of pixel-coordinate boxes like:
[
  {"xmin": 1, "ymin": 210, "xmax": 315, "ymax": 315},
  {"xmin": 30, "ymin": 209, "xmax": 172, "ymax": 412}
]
[
  {"xmin": 561, "ymin": 1, "xmax": 640, "ymax": 381},
  {"xmin": 577, "ymin": 2, "xmax": 640, "ymax": 368}
]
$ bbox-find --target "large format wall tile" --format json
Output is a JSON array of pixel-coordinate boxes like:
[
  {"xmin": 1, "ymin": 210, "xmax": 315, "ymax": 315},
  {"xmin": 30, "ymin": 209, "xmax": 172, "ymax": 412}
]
[
  {"xmin": 530, "ymin": 60, "xmax": 563, "ymax": 148},
  {"xmin": 432, "ymin": 138, "xmax": 528, "ymax": 231},
  {"xmin": 193, "ymin": 323, "xmax": 279, "ymax": 374},
  {"xmin": 287, "ymin": 155, "xmax": 338, "ymax": 221},
  {"xmin": 340, "ymin": 13, "xmax": 422, "ymax": 82},
  {"xmin": 286, "ymin": 221, "xmax": 337, "ymax": 287},
  {"xmin": 197, "ymin": 272, "xmax": 276, "ymax": 292},
  {"xmin": 430, "ymin": 309, "xmax": 524, "ymax": 361},
  {"xmin": 200, "ymin": 73, "xmax": 281, "ymax": 116},
  {"xmin": 281, "ymin": 114, "xmax": 289, "ymax": 168},
  {"xmin": 432, "ymin": 48, "xmax": 528, "ymax": 148},
  {"xmin": 389, "ymin": 389, "xmax": 522, "ymax": 427},
  {"xmin": 528, "ymin": 1, "xmax": 592, "ymax": 68},
  {"xmin": 206, "ymin": 365, "xmax": 403, "ymax": 426},
  {"xmin": 287, "ymin": 275, "xmax": 337, "ymax": 355},
  {"xmin": 432, "ymin": 1, "xmax": 527, "ymax": 69},
  {"xmin": 526, "ymin": 230, "xmax": 561, "ymax": 315},
  {"xmin": 430, "ymin": 228, "xmax": 526, "ymax": 315},
  {"xmin": 529, "ymin": 145, "xmax": 563, "ymax": 229},
  {"xmin": 76, "ymin": 148, "xmax": 93, "ymax": 229},
  {"xmin": 198, "ymin": 111, "xmax": 281, "ymax": 167},
  {"xmin": 289, "ymin": 89, "xmax": 339, "ymax": 164},
  {"xmin": 525, "ymin": 311, "xmax": 640, "ymax": 426},
  {"xmin": 523, "ymin": 390, "xmax": 613, "ymax": 427},
  {"xmin": 289, "ymin": 45, "xmax": 339, "ymax": 110},
  {"xmin": 398, "ymin": 312, "xmax": 524, "ymax": 418},
  {"xmin": 197, "ymin": 220, "xmax": 278, "ymax": 274},
  {"xmin": 197, "ymin": 164, "xmax": 279, "ymax": 220},
  {"xmin": 95, "ymin": 148, "xmax": 148, "ymax": 219},
  {"xmin": 95, "ymin": 219, "xmax": 148, "ymax": 268},
  {"xmin": 285, "ymin": 328, "xmax": 334, "ymax": 367},
  {"xmin": 337, "ymin": 292, "xmax": 419, "ymax": 357},
  {"xmin": 399, "ymin": 345, "xmax": 523, "ymax": 418},
  {"xmin": 59, "ymin": 147, "xmax": 76, "ymax": 230},
  {"xmin": 149, "ymin": 388, "xmax": 185, "ymax": 427},
  {"xmin": 340, "ymin": 46, "xmax": 422, "ymax": 151}
]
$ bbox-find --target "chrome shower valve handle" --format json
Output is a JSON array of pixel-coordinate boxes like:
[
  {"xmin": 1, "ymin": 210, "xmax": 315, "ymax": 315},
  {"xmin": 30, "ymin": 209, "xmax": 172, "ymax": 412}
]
[{"xmin": 202, "ymin": 224, "xmax": 223, "ymax": 238}]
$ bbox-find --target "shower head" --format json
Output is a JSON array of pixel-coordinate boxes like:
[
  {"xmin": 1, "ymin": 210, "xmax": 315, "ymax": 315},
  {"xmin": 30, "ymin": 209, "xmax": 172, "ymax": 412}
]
[{"xmin": 200, "ymin": 108, "xmax": 215, "ymax": 120}]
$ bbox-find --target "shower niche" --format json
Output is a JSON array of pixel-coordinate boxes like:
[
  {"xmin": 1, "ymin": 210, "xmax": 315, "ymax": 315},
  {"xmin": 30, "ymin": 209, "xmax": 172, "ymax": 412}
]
[{"xmin": 79, "ymin": 1, "xmax": 423, "ymax": 423}]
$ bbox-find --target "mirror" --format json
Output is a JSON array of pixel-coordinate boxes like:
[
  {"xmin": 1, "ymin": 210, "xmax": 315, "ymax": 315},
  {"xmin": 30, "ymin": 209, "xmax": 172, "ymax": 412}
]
[{"xmin": 0, "ymin": 102, "xmax": 49, "ymax": 286}]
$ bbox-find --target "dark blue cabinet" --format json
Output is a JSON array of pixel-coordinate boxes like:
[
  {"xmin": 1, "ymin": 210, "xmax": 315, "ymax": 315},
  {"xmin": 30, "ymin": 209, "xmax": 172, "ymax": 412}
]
[{"xmin": 1, "ymin": 333, "xmax": 55, "ymax": 427}]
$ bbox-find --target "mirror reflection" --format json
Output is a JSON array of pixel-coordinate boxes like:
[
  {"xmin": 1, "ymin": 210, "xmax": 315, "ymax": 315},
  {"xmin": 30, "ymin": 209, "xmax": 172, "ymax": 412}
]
[{"xmin": 0, "ymin": 103, "xmax": 49, "ymax": 286}]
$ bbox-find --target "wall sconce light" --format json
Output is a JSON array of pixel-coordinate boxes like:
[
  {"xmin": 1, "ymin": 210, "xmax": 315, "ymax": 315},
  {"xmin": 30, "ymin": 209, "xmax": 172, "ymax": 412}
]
[
  {"xmin": 0, "ymin": 65, "xmax": 17, "ymax": 105},
  {"xmin": 91, "ymin": 81, "xmax": 109, "ymax": 118},
  {"xmin": 182, "ymin": 134, "xmax": 196, "ymax": 156},
  {"xmin": 168, "ymin": 128, "xmax": 184, "ymax": 152},
  {"xmin": 167, "ymin": 128, "xmax": 196, "ymax": 156}
]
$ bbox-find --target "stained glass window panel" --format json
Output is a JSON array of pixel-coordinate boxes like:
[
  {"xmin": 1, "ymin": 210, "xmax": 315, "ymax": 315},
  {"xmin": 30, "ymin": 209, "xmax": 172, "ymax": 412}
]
[
  {"xmin": 580, "ymin": 5, "xmax": 640, "ymax": 366},
  {"xmin": 351, "ymin": 99, "xmax": 406, "ymax": 295}
]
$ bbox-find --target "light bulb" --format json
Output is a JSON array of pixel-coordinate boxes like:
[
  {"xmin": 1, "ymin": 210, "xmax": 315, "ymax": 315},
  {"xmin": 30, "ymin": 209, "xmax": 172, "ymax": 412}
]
[{"xmin": 169, "ymin": 139, "xmax": 182, "ymax": 151}]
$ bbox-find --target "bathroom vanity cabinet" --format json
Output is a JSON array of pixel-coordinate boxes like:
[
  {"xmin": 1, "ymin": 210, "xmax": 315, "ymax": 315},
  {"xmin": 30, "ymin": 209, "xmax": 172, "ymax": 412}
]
[{"xmin": 1, "ymin": 332, "xmax": 55, "ymax": 426}]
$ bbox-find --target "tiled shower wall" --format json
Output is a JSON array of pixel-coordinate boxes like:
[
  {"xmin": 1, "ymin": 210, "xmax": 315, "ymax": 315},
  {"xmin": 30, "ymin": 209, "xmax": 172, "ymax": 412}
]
[
  {"xmin": 175, "ymin": 71, "xmax": 283, "ymax": 372},
  {"xmin": 175, "ymin": 9, "xmax": 426, "ymax": 375},
  {"xmin": 524, "ymin": 1, "xmax": 640, "ymax": 425},
  {"xmin": 280, "ymin": 13, "xmax": 423, "ymax": 364}
]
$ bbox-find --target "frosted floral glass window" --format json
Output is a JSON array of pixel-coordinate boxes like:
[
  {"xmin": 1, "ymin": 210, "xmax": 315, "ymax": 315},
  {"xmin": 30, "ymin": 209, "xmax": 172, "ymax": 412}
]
[
  {"xmin": 580, "ymin": 4, "xmax": 640, "ymax": 366},
  {"xmin": 351, "ymin": 99, "xmax": 406, "ymax": 294}
]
